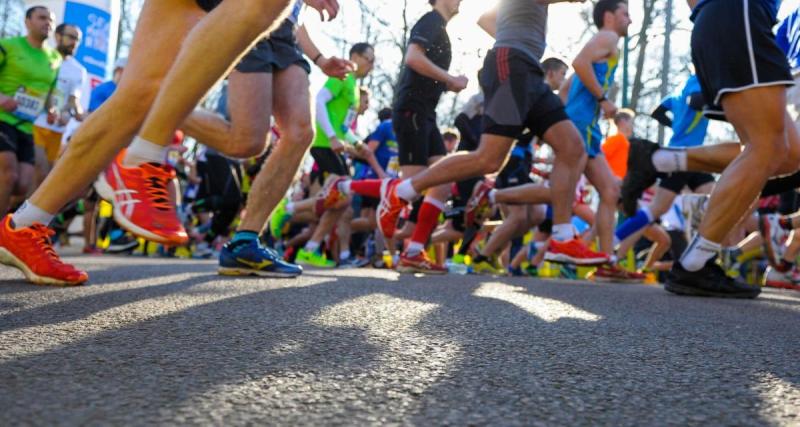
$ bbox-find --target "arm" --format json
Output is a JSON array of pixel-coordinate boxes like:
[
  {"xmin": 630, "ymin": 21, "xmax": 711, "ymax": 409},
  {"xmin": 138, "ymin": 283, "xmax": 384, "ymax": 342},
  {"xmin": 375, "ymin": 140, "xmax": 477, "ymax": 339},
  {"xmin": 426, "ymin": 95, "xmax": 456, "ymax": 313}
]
[
  {"xmin": 405, "ymin": 43, "xmax": 468, "ymax": 92},
  {"xmin": 477, "ymin": 7, "xmax": 497, "ymax": 38},
  {"xmin": 315, "ymin": 87, "xmax": 343, "ymax": 152},
  {"xmin": 572, "ymin": 31, "xmax": 619, "ymax": 117},
  {"xmin": 296, "ymin": 24, "xmax": 352, "ymax": 79},
  {"xmin": 0, "ymin": 43, "xmax": 14, "ymax": 113},
  {"xmin": 651, "ymin": 104, "xmax": 672, "ymax": 128}
]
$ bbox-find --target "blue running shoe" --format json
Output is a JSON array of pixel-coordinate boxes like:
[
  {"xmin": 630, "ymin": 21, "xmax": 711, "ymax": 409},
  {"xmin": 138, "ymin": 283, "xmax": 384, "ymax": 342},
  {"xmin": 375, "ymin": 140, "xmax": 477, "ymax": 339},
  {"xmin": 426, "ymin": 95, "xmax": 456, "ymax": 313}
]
[{"xmin": 218, "ymin": 239, "xmax": 302, "ymax": 278}]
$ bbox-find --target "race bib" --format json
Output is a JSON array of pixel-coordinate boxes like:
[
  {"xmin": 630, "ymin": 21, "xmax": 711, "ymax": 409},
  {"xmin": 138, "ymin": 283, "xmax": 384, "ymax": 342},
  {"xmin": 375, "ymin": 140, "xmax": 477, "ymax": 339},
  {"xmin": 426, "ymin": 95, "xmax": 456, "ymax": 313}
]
[{"xmin": 12, "ymin": 87, "xmax": 46, "ymax": 122}]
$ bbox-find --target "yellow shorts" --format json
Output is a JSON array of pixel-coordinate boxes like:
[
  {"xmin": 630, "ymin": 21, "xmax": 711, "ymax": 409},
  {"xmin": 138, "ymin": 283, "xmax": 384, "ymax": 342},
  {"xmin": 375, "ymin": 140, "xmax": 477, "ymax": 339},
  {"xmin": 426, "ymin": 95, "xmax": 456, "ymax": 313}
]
[{"xmin": 32, "ymin": 126, "xmax": 63, "ymax": 163}]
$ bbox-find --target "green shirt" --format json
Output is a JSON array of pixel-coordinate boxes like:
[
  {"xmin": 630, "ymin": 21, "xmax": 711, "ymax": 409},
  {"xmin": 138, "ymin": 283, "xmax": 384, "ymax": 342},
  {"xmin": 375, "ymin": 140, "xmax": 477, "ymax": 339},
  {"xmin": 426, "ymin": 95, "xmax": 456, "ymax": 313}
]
[
  {"xmin": 313, "ymin": 73, "xmax": 359, "ymax": 148},
  {"xmin": 0, "ymin": 36, "xmax": 61, "ymax": 134}
]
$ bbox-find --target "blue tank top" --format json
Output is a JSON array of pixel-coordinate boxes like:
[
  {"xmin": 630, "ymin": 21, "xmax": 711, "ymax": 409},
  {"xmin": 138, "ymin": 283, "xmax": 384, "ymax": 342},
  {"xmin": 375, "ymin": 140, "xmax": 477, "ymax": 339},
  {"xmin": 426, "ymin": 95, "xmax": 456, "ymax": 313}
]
[{"xmin": 565, "ymin": 55, "xmax": 619, "ymax": 126}]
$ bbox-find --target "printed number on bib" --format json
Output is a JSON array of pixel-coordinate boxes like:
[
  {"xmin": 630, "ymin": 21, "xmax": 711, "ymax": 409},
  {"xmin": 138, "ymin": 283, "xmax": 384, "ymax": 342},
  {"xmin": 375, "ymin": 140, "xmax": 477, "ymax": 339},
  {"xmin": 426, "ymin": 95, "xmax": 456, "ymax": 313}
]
[{"xmin": 13, "ymin": 88, "xmax": 46, "ymax": 122}]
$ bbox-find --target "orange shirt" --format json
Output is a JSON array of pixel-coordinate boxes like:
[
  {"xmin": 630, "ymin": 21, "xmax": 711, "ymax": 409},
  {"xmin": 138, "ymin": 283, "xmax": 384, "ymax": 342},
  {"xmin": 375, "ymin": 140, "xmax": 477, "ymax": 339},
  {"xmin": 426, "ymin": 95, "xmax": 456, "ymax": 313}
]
[{"xmin": 602, "ymin": 133, "xmax": 630, "ymax": 179}]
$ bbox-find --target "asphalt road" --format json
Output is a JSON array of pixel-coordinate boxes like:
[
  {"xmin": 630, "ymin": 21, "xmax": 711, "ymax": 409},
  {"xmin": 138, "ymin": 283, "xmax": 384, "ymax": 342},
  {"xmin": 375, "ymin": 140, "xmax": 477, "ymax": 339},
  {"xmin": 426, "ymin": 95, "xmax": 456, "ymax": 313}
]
[{"xmin": 1, "ymin": 254, "xmax": 799, "ymax": 426}]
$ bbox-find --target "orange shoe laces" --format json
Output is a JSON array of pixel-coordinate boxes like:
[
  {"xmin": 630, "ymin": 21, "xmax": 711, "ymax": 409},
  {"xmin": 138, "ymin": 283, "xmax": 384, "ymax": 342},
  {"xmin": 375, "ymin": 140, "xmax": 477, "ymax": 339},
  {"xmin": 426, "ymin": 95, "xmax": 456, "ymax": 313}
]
[
  {"xmin": 26, "ymin": 224, "xmax": 64, "ymax": 265},
  {"xmin": 141, "ymin": 164, "xmax": 173, "ymax": 211}
]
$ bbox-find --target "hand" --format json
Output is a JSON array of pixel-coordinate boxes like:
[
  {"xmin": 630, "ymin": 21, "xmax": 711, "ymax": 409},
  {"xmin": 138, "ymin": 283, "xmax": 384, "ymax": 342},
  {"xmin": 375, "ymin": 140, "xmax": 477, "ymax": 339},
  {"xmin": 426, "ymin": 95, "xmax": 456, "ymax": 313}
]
[
  {"xmin": 600, "ymin": 99, "xmax": 618, "ymax": 119},
  {"xmin": 447, "ymin": 75, "xmax": 469, "ymax": 92},
  {"xmin": 46, "ymin": 108, "xmax": 58, "ymax": 125},
  {"xmin": 304, "ymin": 0, "xmax": 339, "ymax": 21},
  {"xmin": 0, "ymin": 96, "xmax": 18, "ymax": 113},
  {"xmin": 330, "ymin": 136, "xmax": 344, "ymax": 153},
  {"xmin": 318, "ymin": 56, "xmax": 354, "ymax": 79},
  {"xmin": 57, "ymin": 113, "xmax": 71, "ymax": 127}
]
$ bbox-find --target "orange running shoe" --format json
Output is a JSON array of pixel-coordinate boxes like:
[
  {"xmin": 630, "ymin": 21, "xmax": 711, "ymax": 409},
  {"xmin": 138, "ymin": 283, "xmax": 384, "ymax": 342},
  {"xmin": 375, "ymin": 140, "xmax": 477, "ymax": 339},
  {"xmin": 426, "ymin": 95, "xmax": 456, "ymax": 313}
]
[
  {"xmin": 0, "ymin": 215, "xmax": 88, "ymax": 286},
  {"xmin": 95, "ymin": 156, "xmax": 188, "ymax": 246},
  {"xmin": 314, "ymin": 176, "xmax": 348, "ymax": 216},
  {"xmin": 397, "ymin": 251, "xmax": 447, "ymax": 275},
  {"xmin": 465, "ymin": 180, "xmax": 494, "ymax": 227},
  {"xmin": 545, "ymin": 239, "xmax": 609, "ymax": 266},
  {"xmin": 376, "ymin": 179, "xmax": 408, "ymax": 239}
]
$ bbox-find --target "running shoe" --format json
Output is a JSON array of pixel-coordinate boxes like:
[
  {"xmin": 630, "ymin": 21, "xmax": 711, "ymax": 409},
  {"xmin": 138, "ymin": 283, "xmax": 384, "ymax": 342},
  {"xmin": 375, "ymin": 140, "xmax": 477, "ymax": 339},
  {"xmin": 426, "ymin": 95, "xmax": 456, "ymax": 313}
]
[
  {"xmin": 0, "ymin": 215, "xmax": 88, "ymax": 286},
  {"xmin": 218, "ymin": 239, "xmax": 302, "ymax": 277},
  {"xmin": 319, "ymin": 177, "xmax": 348, "ymax": 210},
  {"xmin": 376, "ymin": 178, "xmax": 408, "ymax": 239},
  {"xmin": 338, "ymin": 256, "xmax": 370, "ymax": 268},
  {"xmin": 472, "ymin": 258, "xmax": 503, "ymax": 275},
  {"xmin": 269, "ymin": 198, "xmax": 292, "ymax": 239},
  {"xmin": 94, "ymin": 156, "xmax": 188, "ymax": 246},
  {"xmin": 590, "ymin": 265, "xmax": 646, "ymax": 283},
  {"xmin": 106, "ymin": 233, "xmax": 140, "ymax": 254},
  {"xmin": 465, "ymin": 181, "xmax": 494, "ymax": 227},
  {"xmin": 192, "ymin": 241, "xmax": 215, "ymax": 259},
  {"xmin": 620, "ymin": 139, "xmax": 662, "ymax": 216},
  {"xmin": 545, "ymin": 239, "xmax": 610, "ymax": 266},
  {"xmin": 397, "ymin": 251, "xmax": 447, "ymax": 275},
  {"xmin": 295, "ymin": 249, "xmax": 337, "ymax": 268},
  {"xmin": 665, "ymin": 260, "xmax": 761, "ymax": 298},
  {"xmin": 82, "ymin": 246, "xmax": 104, "ymax": 256},
  {"xmin": 759, "ymin": 213, "xmax": 791, "ymax": 270},
  {"xmin": 762, "ymin": 267, "xmax": 800, "ymax": 291}
]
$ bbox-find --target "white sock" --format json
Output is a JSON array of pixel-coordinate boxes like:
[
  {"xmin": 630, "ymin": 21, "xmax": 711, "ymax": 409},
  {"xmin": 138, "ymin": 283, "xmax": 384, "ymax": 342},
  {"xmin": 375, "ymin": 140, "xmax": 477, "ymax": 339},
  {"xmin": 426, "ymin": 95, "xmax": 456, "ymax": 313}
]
[
  {"xmin": 680, "ymin": 235, "xmax": 721, "ymax": 272},
  {"xmin": 12, "ymin": 201, "xmax": 55, "ymax": 228},
  {"xmin": 551, "ymin": 223, "xmax": 574, "ymax": 242},
  {"xmin": 396, "ymin": 179, "xmax": 419, "ymax": 202},
  {"xmin": 652, "ymin": 149, "xmax": 688, "ymax": 173},
  {"xmin": 338, "ymin": 179, "xmax": 353, "ymax": 196},
  {"xmin": 340, "ymin": 250, "xmax": 351, "ymax": 260},
  {"xmin": 304, "ymin": 241, "xmax": 320, "ymax": 253},
  {"xmin": 123, "ymin": 136, "xmax": 168, "ymax": 166},
  {"xmin": 488, "ymin": 189, "xmax": 497, "ymax": 205},
  {"xmin": 285, "ymin": 202, "xmax": 295, "ymax": 215},
  {"xmin": 406, "ymin": 241, "xmax": 425, "ymax": 256}
]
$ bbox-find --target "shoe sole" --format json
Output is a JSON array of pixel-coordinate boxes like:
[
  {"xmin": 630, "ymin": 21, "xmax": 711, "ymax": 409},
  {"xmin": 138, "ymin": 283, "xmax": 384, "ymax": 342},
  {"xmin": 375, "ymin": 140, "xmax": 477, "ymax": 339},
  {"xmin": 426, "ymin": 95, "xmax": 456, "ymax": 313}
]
[
  {"xmin": 764, "ymin": 280, "xmax": 800, "ymax": 291},
  {"xmin": 664, "ymin": 281, "xmax": 760, "ymax": 299},
  {"xmin": 544, "ymin": 253, "xmax": 609, "ymax": 266},
  {"xmin": 217, "ymin": 267, "xmax": 301, "ymax": 278},
  {"xmin": 95, "ymin": 174, "xmax": 188, "ymax": 246},
  {"xmin": 0, "ymin": 248, "xmax": 86, "ymax": 286}
]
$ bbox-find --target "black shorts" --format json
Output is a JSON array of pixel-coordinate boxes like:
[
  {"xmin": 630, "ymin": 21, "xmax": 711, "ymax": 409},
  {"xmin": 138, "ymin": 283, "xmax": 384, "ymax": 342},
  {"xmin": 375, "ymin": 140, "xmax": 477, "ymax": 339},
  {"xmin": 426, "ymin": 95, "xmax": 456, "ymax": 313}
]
[
  {"xmin": 361, "ymin": 196, "xmax": 379, "ymax": 210},
  {"xmin": 235, "ymin": 20, "xmax": 310, "ymax": 75},
  {"xmin": 691, "ymin": 0, "xmax": 793, "ymax": 121},
  {"xmin": 196, "ymin": 0, "xmax": 222, "ymax": 12},
  {"xmin": 481, "ymin": 47, "xmax": 569, "ymax": 138},
  {"xmin": 0, "ymin": 122, "xmax": 34, "ymax": 164},
  {"xmin": 496, "ymin": 154, "xmax": 533, "ymax": 190},
  {"xmin": 310, "ymin": 147, "xmax": 349, "ymax": 186},
  {"xmin": 394, "ymin": 110, "xmax": 447, "ymax": 166},
  {"xmin": 658, "ymin": 172, "xmax": 715, "ymax": 194}
]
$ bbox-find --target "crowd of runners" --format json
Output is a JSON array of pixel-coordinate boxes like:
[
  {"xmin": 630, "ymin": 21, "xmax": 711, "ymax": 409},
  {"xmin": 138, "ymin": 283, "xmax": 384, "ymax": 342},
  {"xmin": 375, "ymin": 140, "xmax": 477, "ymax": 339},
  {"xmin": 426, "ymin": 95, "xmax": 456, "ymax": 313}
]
[{"xmin": 1, "ymin": 0, "xmax": 799, "ymax": 300}]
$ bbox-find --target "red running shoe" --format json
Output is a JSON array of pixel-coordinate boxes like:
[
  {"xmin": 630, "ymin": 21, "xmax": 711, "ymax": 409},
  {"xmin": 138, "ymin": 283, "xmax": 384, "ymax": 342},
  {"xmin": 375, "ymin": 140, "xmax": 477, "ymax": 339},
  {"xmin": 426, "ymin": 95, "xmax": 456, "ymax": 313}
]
[
  {"xmin": 0, "ymin": 215, "xmax": 88, "ymax": 286},
  {"xmin": 95, "ymin": 156, "xmax": 188, "ymax": 246},
  {"xmin": 397, "ymin": 251, "xmax": 447, "ymax": 275},
  {"xmin": 591, "ymin": 265, "xmax": 646, "ymax": 283},
  {"xmin": 376, "ymin": 179, "xmax": 408, "ymax": 239},
  {"xmin": 545, "ymin": 239, "xmax": 609, "ymax": 266},
  {"xmin": 465, "ymin": 180, "xmax": 493, "ymax": 227},
  {"xmin": 314, "ymin": 176, "xmax": 348, "ymax": 216}
]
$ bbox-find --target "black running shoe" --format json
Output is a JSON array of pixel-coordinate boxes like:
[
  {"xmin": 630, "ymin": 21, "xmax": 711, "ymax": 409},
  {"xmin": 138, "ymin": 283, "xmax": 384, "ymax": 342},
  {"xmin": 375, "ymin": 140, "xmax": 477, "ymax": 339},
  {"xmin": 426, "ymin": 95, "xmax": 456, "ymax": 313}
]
[
  {"xmin": 665, "ymin": 260, "xmax": 761, "ymax": 299},
  {"xmin": 621, "ymin": 138, "xmax": 662, "ymax": 216}
]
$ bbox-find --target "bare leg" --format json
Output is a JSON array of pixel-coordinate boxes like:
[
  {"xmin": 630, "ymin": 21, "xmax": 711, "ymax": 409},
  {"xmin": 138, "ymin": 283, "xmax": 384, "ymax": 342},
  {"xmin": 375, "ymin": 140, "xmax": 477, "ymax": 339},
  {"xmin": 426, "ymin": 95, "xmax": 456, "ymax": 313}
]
[
  {"xmin": 30, "ymin": 0, "xmax": 205, "ymax": 213},
  {"xmin": 0, "ymin": 153, "xmax": 18, "ymax": 215},
  {"xmin": 182, "ymin": 70, "xmax": 273, "ymax": 158},
  {"xmin": 237, "ymin": 65, "xmax": 312, "ymax": 233},
  {"xmin": 584, "ymin": 155, "xmax": 620, "ymax": 254},
  {"xmin": 479, "ymin": 204, "xmax": 531, "ymax": 257},
  {"xmin": 642, "ymin": 225, "xmax": 671, "ymax": 271},
  {"xmin": 137, "ymin": 0, "xmax": 292, "ymax": 146}
]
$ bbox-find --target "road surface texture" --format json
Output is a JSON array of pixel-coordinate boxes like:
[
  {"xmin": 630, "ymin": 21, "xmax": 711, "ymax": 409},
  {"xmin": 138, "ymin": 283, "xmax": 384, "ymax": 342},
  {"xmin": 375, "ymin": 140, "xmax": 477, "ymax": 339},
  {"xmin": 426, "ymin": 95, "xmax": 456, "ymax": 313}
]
[{"xmin": 1, "ymin": 254, "xmax": 799, "ymax": 425}]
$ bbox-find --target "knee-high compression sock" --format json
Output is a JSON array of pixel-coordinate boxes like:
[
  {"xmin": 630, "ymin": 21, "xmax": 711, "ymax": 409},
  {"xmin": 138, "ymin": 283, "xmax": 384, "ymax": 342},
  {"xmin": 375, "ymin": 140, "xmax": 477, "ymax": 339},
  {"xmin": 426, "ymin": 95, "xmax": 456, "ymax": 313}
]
[
  {"xmin": 615, "ymin": 208, "xmax": 655, "ymax": 242},
  {"xmin": 406, "ymin": 197, "xmax": 445, "ymax": 257},
  {"xmin": 347, "ymin": 180, "xmax": 382, "ymax": 198}
]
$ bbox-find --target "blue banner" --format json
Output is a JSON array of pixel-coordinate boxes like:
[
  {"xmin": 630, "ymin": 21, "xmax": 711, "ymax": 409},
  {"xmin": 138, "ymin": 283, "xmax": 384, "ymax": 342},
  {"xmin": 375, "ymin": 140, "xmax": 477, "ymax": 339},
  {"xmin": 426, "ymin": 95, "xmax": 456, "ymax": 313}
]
[{"xmin": 63, "ymin": 1, "xmax": 111, "ymax": 77}]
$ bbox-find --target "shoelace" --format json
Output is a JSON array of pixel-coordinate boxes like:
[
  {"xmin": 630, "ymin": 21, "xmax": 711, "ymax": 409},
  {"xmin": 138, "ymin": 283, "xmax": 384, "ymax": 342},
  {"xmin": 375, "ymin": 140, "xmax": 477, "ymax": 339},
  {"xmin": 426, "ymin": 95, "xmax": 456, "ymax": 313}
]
[
  {"xmin": 142, "ymin": 164, "xmax": 173, "ymax": 211},
  {"xmin": 27, "ymin": 224, "xmax": 64, "ymax": 265}
]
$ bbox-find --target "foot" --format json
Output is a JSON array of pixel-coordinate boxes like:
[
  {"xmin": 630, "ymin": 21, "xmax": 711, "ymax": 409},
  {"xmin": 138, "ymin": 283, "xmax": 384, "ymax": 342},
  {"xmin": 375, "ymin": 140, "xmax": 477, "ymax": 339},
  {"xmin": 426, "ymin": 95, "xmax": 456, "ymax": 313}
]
[
  {"xmin": 621, "ymin": 139, "xmax": 662, "ymax": 216},
  {"xmin": 545, "ymin": 239, "xmax": 609, "ymax": 266},
  {"xmin": 376, "ymin": 179, "xmax": 408, "ymax": 239},
  {"xmin": 218, "ymin": 239, "xmax": 302, "ymax": 277},
  {"xmin": 314, "ymin": 176, "xmax": 348, "ymax": 217},
  {"xmin": 665, "ymin": 260, "xmax": 761, "ymax": 298},
  {"xmin": 94, "ymin": 155, "xmax": 188, "ymax": 246},
  {"xmin": 472, "ymin": 258, "xmax": 503, "ymax": 275},
  {"xmin": 338, "ymin": 256, "xmax": 370, "ymax": 268},
  {"xmin": 0, "ymin": 215, "xmax": 88, "ymax": 286},
  {"xmin": 269, "ymin": 198, "xmax": 292, "ymax": 239},
  {"xmin": 106, "ymin": 233, "xmax": 140, "ymax": 254},
  {"xmin": 465, "ymin": 181, "xmax": 494, "ymax": 227},
  {"xmin": 82, "ymin": 246, "xmax": 104, "ymax": 256},
  {"xmin": 591, "ymin": 265, "xmax": 646, "ymax": 283},
  {"xmin": 758, "ymin": 213, "xmax": 791, "ymax": 270},
  {"xmin": 295, "ymin": 249, "xmax": 337, "ymax": 268},
  {"xmin": 762, "ymin": 266, "xmax": 800, "ymax": 291},
  {"xmin": 397, "ymin": 251, "xmax": 447, "ymax": 275}
]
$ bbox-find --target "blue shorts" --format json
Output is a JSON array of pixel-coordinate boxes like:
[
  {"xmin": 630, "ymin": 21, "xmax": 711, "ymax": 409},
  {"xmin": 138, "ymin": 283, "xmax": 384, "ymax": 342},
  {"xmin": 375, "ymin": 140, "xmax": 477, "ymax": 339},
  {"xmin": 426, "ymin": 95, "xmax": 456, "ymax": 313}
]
[{"xmin": 574, "ymin": 120, "xmax": 602, "ymax": 159}]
